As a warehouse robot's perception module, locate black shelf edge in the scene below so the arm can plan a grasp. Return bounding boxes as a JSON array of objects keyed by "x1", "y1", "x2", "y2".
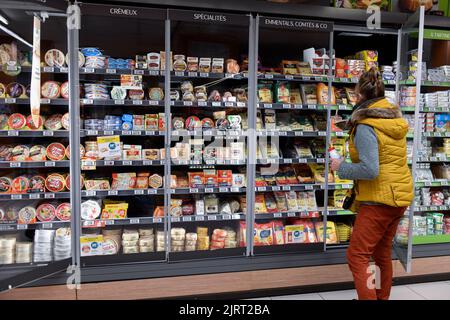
[
  {"x1": 170, "y1": 213, "x2": 245, "y2": 223},
  {"x1": 0, "y1": 161, "x2": 70, "y2": 168},
  {"x1": 0, "y1": 221, "x2": 70, "y2": 231},
  {"x1": 81, "y1": 189, "x2": 164, "y2": 197},
  {"x1": 0, "y1": 192, "x2": 70, "y2": 201},
  {"x1": 253, "y1": 243, "x2": 324, "y2": 255},
  {"x1": 169, "y1": 247, "x2": 246, "y2": 261},
  {"x1": 81, "y1": 252, "x2": 166, "y2": 267},
  {"x1": 0, "y1": 130, "x2": 69, "y2": 137}
]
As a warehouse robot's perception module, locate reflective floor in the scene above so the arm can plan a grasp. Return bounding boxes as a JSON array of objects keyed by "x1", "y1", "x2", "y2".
[{"x1": 249, "y1": 281, "x2": 450, "y2": 300}]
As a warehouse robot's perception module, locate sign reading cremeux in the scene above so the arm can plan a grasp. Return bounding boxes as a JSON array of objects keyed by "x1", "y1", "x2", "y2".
[
  {"x1": 82, "y1": 4, "x2": 166, "y2": 20},
  {"x1": 169, "y1": 10, "x2": 249, "y2": 26},
  {"x1": 261, "y1": 17, "x2": 333, "y2": 32}
]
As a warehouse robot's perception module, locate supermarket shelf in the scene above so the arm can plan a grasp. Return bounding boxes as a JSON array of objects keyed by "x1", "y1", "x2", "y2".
[
  {"x1": 413, "y1": 234, "x2": 450, "y2": 245},
  {"x1": 171, "y1": 187, "x2": 246, "y2": 194},
  {"x1": 81, "y1": 98, "x2": 163, "y2": 106},
  {"x1": 0, "y1": 161, "x2": 70, "y2": 168},
  {"x1": 255, "y1": 184, "x2": 322, "y2": 192},
  {"x1": 0, "y1": 192, "x2": 69, "y2": 201},
  {"x1": 172, "y1": 129, "x2": 246, "y2": 137},
  {"x1": 327, "y1": 209, "x2": 355, "y2": 216},
  {"x1": 81, "y1": 188, "x2": 164, "y2": 197},
  {"x1": 255, "y1": 210, "x2": 320, "y2": 220},
  {"x1": 422, "y1": 81, "x2": 450, "y2": 87},
  {"x1": 257, "y1": 103, "x2": 353, "y2": 111},
  {"x1": 415, "y1": 205, "x2": 450, "y2": 212},
  {"x1": 256, "y1": 130, "x2": 328, "y2": 137},
  {"x1": 257, "y1": 158, "x2": 326, "y2": 165},
  {"x1": 171, "y1": 160, "x2": 246, "y2": 166},
  {"x1": 82, "y1": 159, "x2": 165, "y2": 167},
  {"x1": 171, "y1": 71, "x2": 247, "y2": 80},
  {"x1": 253, "y1": 243, "x2": 324, "y2": 255},
  {"x1": 0, "y1": 98, "x2": 68, "y2": 105},
  {"x1": 81, "y1": 130, "x2": 164, "y2": 137},
  {"x1": 172, "y1": 101, "x2": 247, "y2": 108},
  {"x1": 82, "y1": 217, "x2": 164, "y2": 228},
  {"x1": 170, "y1": 213, "x2": 245, "y2": 223},
  {"x1": 415, "y1": 180, "x2": 450, "y2": 187},
  {"x1": 417, "y1": 156, "x2": 450, "y2": 163},
  {"x1": 422, "y1": 132, "x2": 450, "y2": 138},
  {"x1": 0, "y1": 130, "x2": 69, "y2": 137},
  {"x1": 0, "y1": 221, "x2": 70, "y2": 231},
  {"x1": 421, "y1": 107, "x2": 450, "y2": 113},
  {"x1": 169, "y1": 247, "x2": 246, "y2": 261},
  {"x1": 81, "y1": 252, "x2": 166, "y2": 267},
  {"x1": 38, "y1": 66, "x2": 164, "y2": 76}
]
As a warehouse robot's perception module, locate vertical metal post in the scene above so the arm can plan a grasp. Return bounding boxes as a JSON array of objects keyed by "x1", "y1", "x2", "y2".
[
  {"x1": 395, "y1": 29, "x2": 402, "y2": 105},
  {"x1": 406, "y1": 6, "x2": 425, "y2": 273},
  {"x1": 164, "y1": 14, "x2": 172, "y2": 260},
  {"x1": 67, "y1": 4, "x2": 81, "y2": 269},
  {"x1": 245, "y1": 14, "x2": 257, "y2": 256},
  {"x1": 322, "y1": 30, "x2": 334, "y2": 251}
]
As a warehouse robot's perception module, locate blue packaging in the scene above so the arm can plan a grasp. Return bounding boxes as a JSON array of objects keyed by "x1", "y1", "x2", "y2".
[
  {"x1": 122, "y1": 122, "x2": 133, "y2": 130},
  {"x1": 122, "y1": 114, "x2": 133, "y2": 122}
]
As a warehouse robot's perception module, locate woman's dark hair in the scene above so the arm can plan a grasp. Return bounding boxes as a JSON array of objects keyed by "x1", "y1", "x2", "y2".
[{"x1": 356, "y1": 67, "x2": 385, "y2": 103}]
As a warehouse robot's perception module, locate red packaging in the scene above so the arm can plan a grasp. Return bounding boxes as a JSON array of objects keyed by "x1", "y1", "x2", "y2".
[
  {"x1": 45, "y1": 174, "x2": 66, "y2": 193},
  {"x1": 188, "y1": 172, "x2": 204, "y2": 188},
  {"x1": 217, "y1": 170, "x2": 232, "y2": 187},
  {"x1": 26, "y1": 115, "x2": 43, "y2": 130},
  {"x1": 29, "y1": 175, "x2": 46, "y2": 193},
  {"x1": 239, "y1": 221, "x2": 247, "y2": 247},
  {"x1": 8, "y1": 113, "x2": 26, "y2": 130},
  {"x1": 56, "y1": 202, "x2": 71, "y2": 221},
  {"x1": 11, "y1": 176, "x2": 29, "y2": 194},
  {"x1": 60, "y1": 81, "x2": 69, "y2": 99},
  {"x1": 181, "y1": 201, "x2": 195, "y2": 216},
  {"x1": 36, "y1": 203, "x2": 56, "y2": 222},
  {"x1": 46, "y1": 143, "x2": 66, "y2": 161}
]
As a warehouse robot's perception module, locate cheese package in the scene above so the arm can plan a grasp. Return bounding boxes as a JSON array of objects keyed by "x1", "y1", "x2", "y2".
[
  {"x1": 97, "y1": 135, "x2": 121, "y2": 160},
  {"x1": 18, "y1": 206, "x2": 36, "y2": 224},
  {"x1": 84, "y1": 179, "x2": 110, "y2": 190},
  {"x1": 212, "y1": 58, "x2": 224, "y2": 73},
  {"x1": 101, "y1": 200, "x2": 129, "y2": 220},
  {"x1": 56, "y1": 203, "x2": 71, "y2": 221},
  {"x1": 315, "y1": 221, "x2": 337, "y2": 244},
  {"x1": 26, "y1": 115, "x2": 44, "y2": 130},
  {"x1": 46, "y1": 143, "x2": 66, "y2": 161},
  {"x1": 232, "y1": 174, "x2": 246, "y2": 188},
  {"x1": 41, "y1": 81, "x2": 61, "y2": 99},
  {"x1": 149, "y1": 174, "x2": 163, "y2": 189},
  {"x1": 254, "y1": 222, "x2": 273, "y2": 246},
  {"x1": 122, "y1": 144, "x2": 142, "y2": 160},
  {"x1": 199, "y1": 58, "x2": 211, "y2": 73},
  {"x1": 316, "y1": 83, "x2": 336, "y2": 105},
  {"x1": 145, "y1": 114, "x2": 159, "y2": 130},
  {"x1": 29, "y1": 176, "x2": 45, "y2": 193},
  {"x1": 135, "y1": 174, "x2": 149, "y2": 189},
  {"x1": 217, "y1": 170, "x2": 232, "y2": 187},
  {"x1": 284, "y1": 225, "x2": 305, "y2": 244},
  {"x1": 203, "y1": 169, "x2": 218, "y2": 187},
  {"x1": 45, "y1": 174, "x2": 66, "y2": 193},
  {"x1": 147, "y1": 52, "x2": 160, "y2": 71},
  {"x1": 8, "y1": 113, "x2": 26, "y2": 130},
  {"x1": 44, "y1": 114, "x2": 63, "y2": 131},
  {"x1": 187, "y1": 57, "x2": 199, "y2": 72},
  {"x1": 160, "y1": 51, "x2": 173, "y2": 71},
  {"x1": 80, "y1": 235, "x2": 103, "y2": 257},
  {"x1": 45, "y1": 49, "x2": 65, "y2": 67},
  {"x1": 36, "y1": 203, "x2": 56, "y2": 222},
  {"x1": 111, "y1": 173, "x2": 136, "y2": 190},
  {"x1": 142, "y1": 149, "x2": 160, "y2": 160}
]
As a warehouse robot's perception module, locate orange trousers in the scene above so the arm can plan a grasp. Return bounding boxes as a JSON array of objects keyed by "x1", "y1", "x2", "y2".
[{"x1": 346, "y1": 204, "x2": 407, "y2": 300}]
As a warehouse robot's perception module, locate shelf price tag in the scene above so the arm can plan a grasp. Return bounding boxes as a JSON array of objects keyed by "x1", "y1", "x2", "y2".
[
  {"x1": 114, "y1": 99, "x2": 124, "y2": 105},
  {"x1": 43, "y1": 66, "x2": 54, "y2": 72},
  {"x1": 17, "y1": 224, "x2": 28, "y2": 230},
  {"x1": 283, "y1": 159, "x2": 292, "y2": 164},
  {"x1": 208, "y1": 215, "x2": 217, "y2": 221},
  {"x1": 132, "y1": 100, "x2": 143, "y2": 105},
  {"x1": 318, "y1": 131, "x2": 327, "y2": 136},
  {"x1": 230, "y1": 187, "x2": 240, "y2": 193},
  {"x1": 257, "y1": 187, "x2": 266, "y2": 192},
  {"x1": 285, "y1": 75, "x2": 294, "y2": 80},
  {"x1": 182, "y1": 216, "x2": 192, "y2": 222},
  {"x1": 189, "y1": 188, "x2": 199, "y2": 193},
  {"x1": 42, "y1": 223, "x2": 53, "y2": 229},
  {"x1": 29, "y1": 193, "x2": 40, "y2": 199},
  {"x1": 84, "y1": 68, "x2": 95, "y2": 73},
  {"x1": 171, "y1": 217, "x2": 181, "y2": 222},
  {"x1": 200, "y1": 72, "x2": 209, "y2": 78},
  {"x1": 219, "y1": 187, "x2": 228, "y2": 193},
  {"x1": 40, "y1": 98, "x2": 51, "y2": 104},
  {"x1": 43, "y1": 130, "x2": 54, "y2": 136},
  {"x1": 183, "y1": 101, "x2": 193, "y2": 106},
  {"x1": 45, "y1": 161, "x2": 56, "y2": 167},
  {"x1": 294, "y1": 131, "x2": 303, "y2": 136},
  {"x1": 441, "y1": 181, "x2": 449, "y2": 186},
  {"x1": 205, "y1": 188, "x2": 214, "y2": 193},
  {"x1": 122, "y1": 161, "x2": 132, "y2": 166},
  {"x1": 196, "y1": 216, "x2": 205, "y2": 221},
  {"x1": 148, "y1": 100, "x2": 160, "y2": 106},
  {"x1": 105, "y1": 220, "x2": 115, "y2": 225},
  {"x1": 8, "y1": 130, "x2": 19, "y2": 136},
  {"x1": 129, "y1": 218, "x2": 140, "y2": 224},
  {"x1": 149, "y1": 70, "x2": 159, "y2": 76},
  {"x1": 134, "y1": 70, "x2": 144, "y2": 75},
  {"x1": 274, "y1": 213, "x2": 283, "y2": 218},
  {"x1": 287, "y1": 212, "x2": 296, "y2": 217},
  {"x1": 282, "y1": 186, "x2": 291, "y2": 191},
  {"x1": 147, "y1": 189, "x2": 157, "y2": 195},
  {"x1": 11, "y1": 194, "x2": 23, "y2": 200},
  {"x1": 104, "y1": 160, "x2": 115, "y2": 166},
  {"x1": 272, "y1": 186, "x2": 281, "y2": 191},
  {"x1": 44, "y1": 193, "x2": 55, "y2": 199},
  {"x1": 222, "y1": 214, "x2": 231, "y2": 220},
  {"x1": 9, "y1": 162, "x2": 21, "y2": 168},
  {"x1": 282, "y1": 104, "x2": 291, "y2": 109},
  {"x1": 108, "y1": 190, "x2": 118, "y2": 196},
  {"x1": 307, "y1": 104, "x2": 316, "y2": 109},
  {"x1": 430, "y1": 206, "x2": 438, "y2": 211},
  {"x1": 106, "y1": 68, "x2": 116, "y2": 74},
  {"x1": 188, "y1": 72, "x2": 198, "y2": 77},
  {"x1": 85, "y1": 191, "x2": 96, "y2": 197},
  {"x1": 212, "y1": 102, "x2": 221, "y2": 107},
  {"x1": 265, "y1": 74, "x2": 273, "y2": 79},
  {"x1": 298, "y1": 158, "x2": 307, "y2": 163}
]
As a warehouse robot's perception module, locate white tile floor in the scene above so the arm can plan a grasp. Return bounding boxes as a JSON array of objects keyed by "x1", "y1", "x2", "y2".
[{"x1": 248, "y1": 281, "x2": 450, "y2": 300}]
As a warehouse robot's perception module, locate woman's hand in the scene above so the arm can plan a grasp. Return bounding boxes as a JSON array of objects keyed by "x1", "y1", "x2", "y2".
[{"x1": 330, "y1": 158, "x2": 344, "y2": 172}]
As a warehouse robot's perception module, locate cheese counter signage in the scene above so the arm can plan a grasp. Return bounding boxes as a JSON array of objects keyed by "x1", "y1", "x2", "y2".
[
  {"x1": 169, "y1": 10, "x2": 249, "y2": 26},
  {"x1": 261, "y1": 16, "x2": 333, "y2": 32},
  {"x1": 82, "y1": 3, "x2": 166, "y2": 20}
]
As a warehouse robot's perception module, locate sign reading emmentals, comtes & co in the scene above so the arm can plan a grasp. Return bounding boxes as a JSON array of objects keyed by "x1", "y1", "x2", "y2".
[
  {"x1": 261, "y1": 16, "x2": 333, "y2": 32},
  {"x1": 169, "y1": 9, "x2": 249, "y2": 26}
]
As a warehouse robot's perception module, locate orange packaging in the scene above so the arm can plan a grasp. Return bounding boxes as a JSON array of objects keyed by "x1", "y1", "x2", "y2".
[
  {"x1": 153, "y1": 206, "x2": 164, "y2": 217},
  {"x1": 136, "y1": 176, "x2": 149, "y2": 189},
  {"x1": 11, "y1": 176, "x2": 29, "y2": 194},
  {"x1": 188, "y1": 172, "x2": 204, "y2": 188},
  {"x1": 217, "y1": 170, "x2": 232, "y2": 187},
  {"x1": 45, "y1": 173, "x2": 66, "y2": 193}
]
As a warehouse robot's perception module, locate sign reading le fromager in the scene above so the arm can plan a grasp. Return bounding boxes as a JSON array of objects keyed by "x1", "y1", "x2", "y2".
[{"x1": 262, "y1": 17, "x2": 332, "y2": 32}]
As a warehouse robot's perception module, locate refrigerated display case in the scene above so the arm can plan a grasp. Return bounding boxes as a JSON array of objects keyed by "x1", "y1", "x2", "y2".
[{"x1": 0, "y1": 1, "x2": 449, "y2": 296}]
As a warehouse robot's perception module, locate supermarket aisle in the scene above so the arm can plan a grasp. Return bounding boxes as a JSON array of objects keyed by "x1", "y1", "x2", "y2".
[{"x1": 249, "y1": 281, "x2": 450, "y2": 300}]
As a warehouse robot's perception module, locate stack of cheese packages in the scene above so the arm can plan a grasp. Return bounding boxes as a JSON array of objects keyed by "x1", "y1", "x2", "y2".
[
  {"x1": 34, "y1": 230, "x2": 55, "y2": 262},
  {"x1": 184, "y1": 232, "x2": 197, "y2": 251},
  {"x1": 122, "y1": 229, "x2": 139, "y2": 254},
  {"x1": 210, "y1": 228, "x2": 237, "y2": 250},
  {"x1": 138, "y1": 228, "x2": 154, "y2": 253},
  {"x1": 224, "y1": 227, "x2": 237, "y2": 248},
  {"x1": 0, "y1": 237, "x2": 16, "y2": 264},
  {"x1": 196, "y1": 227, "x2": 209, "y2": 251},
  {"x1": 171, "y1": 228, "x2": 185, "y2": 252},
  {"x1": 156, "y1": 230, "x2": 165, "y2": 252},
  {"x1": 16, "y1": 242, "x2": 33, "y2": 263},
  {"x1": 53, "y1": 228, "x2": 71, "y2": 261}
]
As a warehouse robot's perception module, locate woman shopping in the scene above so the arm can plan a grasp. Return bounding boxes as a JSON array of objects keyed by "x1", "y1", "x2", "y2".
[{"x1": 330, "y1": 67, "x2": 414, "y2": 300}]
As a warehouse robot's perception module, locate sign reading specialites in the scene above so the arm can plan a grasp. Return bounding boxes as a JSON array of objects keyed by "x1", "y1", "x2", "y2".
[
  {"x1": 260, "y1": 16, "x2": 333, "y2": 32},
  {"x1": 169, "y1": 9, "x2": 249, "y2": 26},
  {"x1": 81, "y1": 3, "x2": 166, "y2": 20}
]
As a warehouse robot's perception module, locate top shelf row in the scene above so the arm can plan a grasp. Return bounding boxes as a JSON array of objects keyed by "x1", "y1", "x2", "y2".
[{"x1": 0, "y1": 66, "x2": 422, "y2": 86}]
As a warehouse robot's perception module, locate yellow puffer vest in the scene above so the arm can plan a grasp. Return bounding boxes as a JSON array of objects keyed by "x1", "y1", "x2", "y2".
[{"x1": 348, "y1": 98, "x2": 414, "y2": 208}]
